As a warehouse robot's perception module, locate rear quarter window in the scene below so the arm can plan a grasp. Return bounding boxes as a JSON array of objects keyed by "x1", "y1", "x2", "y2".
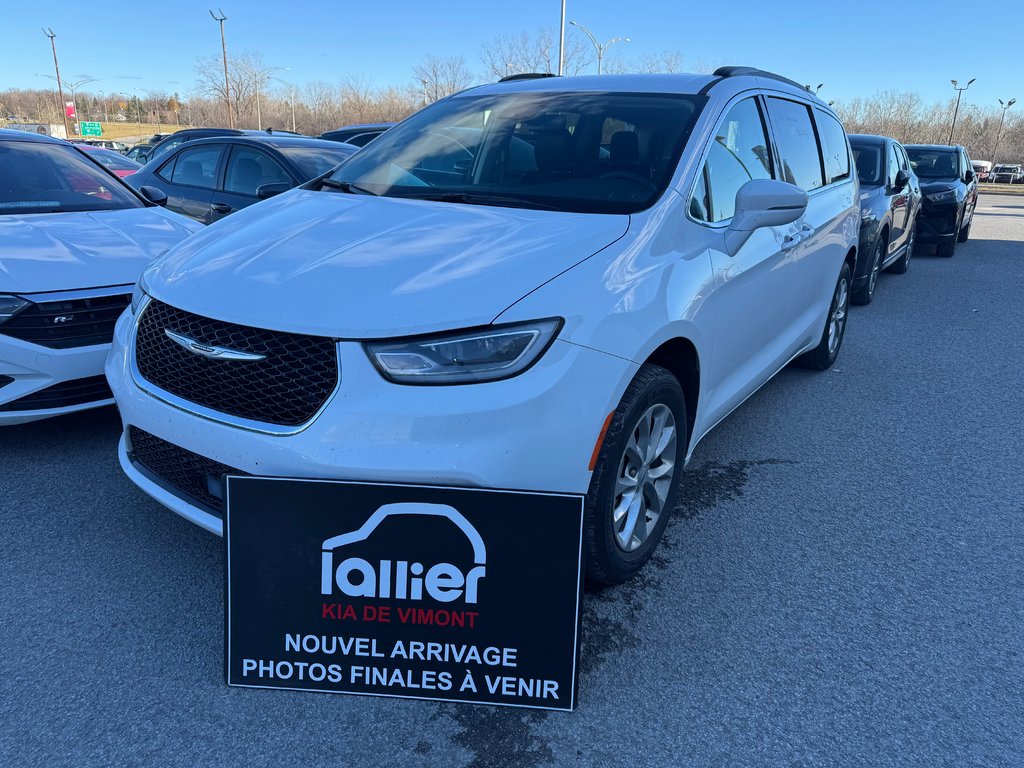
[
  {"x1": 765, "y1": 97, "x2": 825, "y2": 191},
  {"x1": 814, "y1": 110, "x2": 851, "y2": 184}
]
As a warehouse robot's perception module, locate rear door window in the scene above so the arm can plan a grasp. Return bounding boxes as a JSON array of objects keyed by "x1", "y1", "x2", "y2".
[
  {"x1": 765, "y1": 97, "x2": 824, "y2": 191},
  {"x1": 169, "y1": 145, "x2": 223, "y2": 189}
]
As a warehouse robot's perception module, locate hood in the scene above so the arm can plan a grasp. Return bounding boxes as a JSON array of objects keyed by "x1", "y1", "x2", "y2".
[
  {"x1": 0, "y1": 207, "x2": 202, "y2": 294},
  {"x1": 145, "y1": 189, "x2": 630, "y2": 338},
  {"x1": 919, "y1": 179, "x2": 959, "y2": 194}
]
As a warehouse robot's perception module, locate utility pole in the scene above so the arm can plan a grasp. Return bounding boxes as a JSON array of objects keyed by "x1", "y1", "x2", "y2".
[
  {"x1": 948, "y1": 78, "x2": 975, "y2": 145},
  {"x1": 991, "y1": 98, "x2": 1016, "y2": 163},
  {"x1": 210, "y1": 9, "x2": 234, "y2": 128},
  {"x1": 43, "y1": 28, "x2": 70, "y2": 139},
  {"x1": 569, "y1": 20, "x2": 630, "y2": 75},
  {"x1": 557, "y1": 0, "x2": 566, "y2": 76}
]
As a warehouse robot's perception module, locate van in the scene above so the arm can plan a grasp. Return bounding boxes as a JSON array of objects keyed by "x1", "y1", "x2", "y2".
[{"x1": 108, "y1": 68, "x2": 859, "y2": 583}]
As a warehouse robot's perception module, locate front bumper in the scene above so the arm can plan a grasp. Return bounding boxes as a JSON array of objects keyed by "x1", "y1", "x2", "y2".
[
  {"x1": 0, "y1": 333, "x2": 113, "y2": 425},
  {"x1": 106, "y1": 308, "x2": 638, "y2": 535},
  {"x1": 915, "y1": 203, "x2": 960, "y2": 244}
]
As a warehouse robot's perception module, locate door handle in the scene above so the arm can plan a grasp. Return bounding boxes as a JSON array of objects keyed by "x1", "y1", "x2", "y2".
[
  {"x1": 211, "y1": 202, "x2": 232, "y2": 214},
  {"x1": 781, "y1": 224, "x2": 813, "y2": 250}
]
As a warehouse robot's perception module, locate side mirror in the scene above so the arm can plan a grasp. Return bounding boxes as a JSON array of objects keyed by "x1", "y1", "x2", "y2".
[
  {"x1": 964, "y1": 169, "x2": 975, "y2": 183},
  {"x1": 257, "y1": 182, "x2": 292, "y2": 199},
  {"x1": 138, "y1": 185, "x2": 167, "y2": 207},
  {"x1": 893, "y1": 169, "x2": 910, "y2": 191},
  {"x1": 725, "y1": 179, "x2": 808, "y2": 255}
]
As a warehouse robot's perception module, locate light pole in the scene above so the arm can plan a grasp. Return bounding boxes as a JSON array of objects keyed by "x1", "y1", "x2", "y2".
[
  {"x1": 210, "y1": 9, "x2": 233, "y2": 128},
  {"x1": 36, "y1": 74, "x2": 95, "y2": 133},
  {"x1": 253, "y1": 66, "x2": 288, "y2": 131},
  {"x1": 271, "y1": 76, "x2": 297, "y2": 133},
  {"x1": 991, "y1": 98, "x2": 1016, "y2": 163},
  {"x1": 557, "y1": 0, "x2": 566, "y2": 76},
  {"x1": 41, "y1": 29, "x2": 70, "y2": 138},
  {"x1": 569, "y1": 20, "x2": 630, "y2": 75},
  {"x1": 948, "y1": 78, "x2": 975, "y2": 144},
  {"x1": 805, "y1": 83, "x2": 824, "y2": 95}
]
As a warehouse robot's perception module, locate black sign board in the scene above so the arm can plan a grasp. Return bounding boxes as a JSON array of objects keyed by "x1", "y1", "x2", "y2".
[{"x1": 225, "y1": 477, "x2": 585, "y2": 711}]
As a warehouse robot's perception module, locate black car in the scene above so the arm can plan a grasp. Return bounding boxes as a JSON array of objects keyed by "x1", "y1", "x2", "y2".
[
  {"x1": 126, "y1": 135, "x2": 357, "y2": 224},
  {"x1": 848, "y1": 134, "x2": 922, "y2": 304},
  {"x1": 904, "y1": 144, "x2": 977, "y2": 257},
  {"x1": 320, "y1": 123, "x2": 394, "y2": 147},
  {"x1": 126, "y1": 143, "x2": 156, "y2": 164},
  {"x1": 146, "y1": 127, "x2": 305, "y2": 168}
]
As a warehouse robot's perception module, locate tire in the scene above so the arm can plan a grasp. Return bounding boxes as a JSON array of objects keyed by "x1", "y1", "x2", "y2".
[
  {"x1": 795, "y1": 260, "x2": 852, "y2": 371},
  {"x1": 853, "y1": 236, "x2": 884, "y2": 305},
  {"x1": 887, "y1": 222, "x2": 914, "y2": 275},
  {"x1": 957, "y1": 214, "x2": 972, "y2": 243},
  {"x1": 938, "y1": 209, "x2": 962, "y2": 256},
  {"x1": 584, "y1": 364, "x2": 687, "y2": 585}
]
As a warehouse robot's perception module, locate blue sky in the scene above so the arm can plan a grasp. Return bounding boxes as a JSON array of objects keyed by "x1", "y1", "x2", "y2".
[{"x1": 5, "y1": 0, "x2": 1023, "y2": 108}]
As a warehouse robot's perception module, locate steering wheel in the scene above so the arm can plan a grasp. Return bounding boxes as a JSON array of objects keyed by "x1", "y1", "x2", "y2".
[{"x1": 599, "y1": 170, "x2": 657, "y2": 195}]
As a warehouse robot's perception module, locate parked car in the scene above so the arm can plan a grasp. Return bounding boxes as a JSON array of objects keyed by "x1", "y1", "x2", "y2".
[
  {"x1": 848, "y1": 134, "x2": 921, "y2": 303},
  {"x1": 905, "y1": 144, "x2": 977, "y2": 257},
  {"x1": 145, "y1": 127, "x2": 305, "y2": 168},
  {"x1": 75, "y1": 143, "x2": 143, "y2": 178},
  {"x1": 0, "y1": 129, "x2": 201, "y2": 425},
  {"x1": 82, "y1": 139, "x2": 130, "y2": 153},
  {"x1": 989, "y1": 163, "x2": 1024, "y2": 184},
  {"x1": 126, "y1": 135, "x2": 357, "y2": 223},
  {"x1": 108, "y1": 68, "x2": 859, "y2": 583},
  {"x1": 320, "y1": 123, "x2": 394, "y2": 147},
  {"x1": 971, "y1": 160, "x2": 992, "y2": 182},
  {"x1": 126, "y1": 143, "x2": 156, "y2": 164}
]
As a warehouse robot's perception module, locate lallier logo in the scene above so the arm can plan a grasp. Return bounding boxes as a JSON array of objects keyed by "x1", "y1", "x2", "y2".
[{"x1": 320, "y1": 503, "x2": 487, "y2": 629}]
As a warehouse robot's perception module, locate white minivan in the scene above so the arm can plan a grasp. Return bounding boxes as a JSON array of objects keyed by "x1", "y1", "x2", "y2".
[{"x1": 108, "y1": 68, "x2": 859, "y2": 583}]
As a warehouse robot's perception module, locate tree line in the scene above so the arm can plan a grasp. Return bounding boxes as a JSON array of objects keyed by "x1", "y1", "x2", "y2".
[{"x1": 1, "y1": 28, "x2": 1021, "y2": 162}]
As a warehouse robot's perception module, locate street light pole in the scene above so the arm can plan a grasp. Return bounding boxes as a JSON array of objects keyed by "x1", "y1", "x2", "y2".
[
  {"x1": 271, "y1": 76, "x2": 297, "y2": 133},
  {"x1": 254, "y1": 66, "x2": 288, "y2": 130},
  {"x1": 569, "y1": 20, "x2": 630, "y2": 75},
  {"x1": 42, "y1": 28, "x2": 70, "y2": 139},
  {"x1": 210, "y1": 10, "x2": 234, "y2": 128},
  {"x1": 557, "y1": 0, "x2": 566, "y2": 76},
  {"x1": 948, "y1": 78, "x2": 975, "y2": 145},
  {"x1": 991, "y1": 98, "x2": 1016, "y2": 163}
]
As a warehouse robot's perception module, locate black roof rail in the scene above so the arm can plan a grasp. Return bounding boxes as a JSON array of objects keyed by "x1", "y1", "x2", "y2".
[
  {"x1": 498, "y1": 72, "x2": 558, "y2": 83},
  {"x1": 712, "y1": 66, "x2": 808, "y2": 92}
]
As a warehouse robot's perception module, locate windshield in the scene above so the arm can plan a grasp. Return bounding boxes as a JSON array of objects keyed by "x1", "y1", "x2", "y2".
[
  {"x1": 907, "y1": 149, "x2": 959, "y2": 180},
  {"x1": 851, "y1": 144, "x2": 883, "y2": 186},
  {"x1": 0, "y1": 141, "x2": 143, "y2": 214},
  {"x1": 324, "y1": 90, "x2": 706, "y2": 214},
  {"x1": 993, "y1": 165, "x2": 1017, "y2": 172},
  {"x1": 85, "y1": 148, "x2": 142, "y2": 172},
  {"x1": 280, "y1": 144, "x2": 357, "y2": 178}
]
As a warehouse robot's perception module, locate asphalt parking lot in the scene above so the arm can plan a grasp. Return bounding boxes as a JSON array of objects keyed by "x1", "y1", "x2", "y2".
[{"x1": 2, "y1": 194, "x2": 1022, "y2": 767}]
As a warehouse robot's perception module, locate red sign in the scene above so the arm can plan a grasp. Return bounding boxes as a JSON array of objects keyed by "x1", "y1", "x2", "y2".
[{"x1": 65, "y1": 102, "x2": 76, "y2": 119}]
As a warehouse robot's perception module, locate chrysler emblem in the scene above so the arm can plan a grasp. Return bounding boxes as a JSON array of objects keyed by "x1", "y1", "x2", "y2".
[{"x1": 164, "y1": 329, "x2": 266, "y2": 361}]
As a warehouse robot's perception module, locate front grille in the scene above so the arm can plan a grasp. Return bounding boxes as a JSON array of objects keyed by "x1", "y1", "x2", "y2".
[
  {"x1": 0, "y1": 375, "x2": 112, "y2": 412},
  {"x1": 128, "y1": 426, "x2": 247, "y2": 516},
  {"x1": 134, "y1": 300, "x2": 339, "y2": 427},
  {"x1": 1, "y1": 292, "x2": 131, "y2": 349}
]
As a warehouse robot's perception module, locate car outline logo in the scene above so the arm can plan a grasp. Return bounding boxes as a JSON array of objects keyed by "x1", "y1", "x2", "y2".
[{"x1": 164, "y1": 328, "x2": 266, "y2": 361}]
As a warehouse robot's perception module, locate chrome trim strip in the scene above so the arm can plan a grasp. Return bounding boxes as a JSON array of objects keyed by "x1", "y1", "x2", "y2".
[
  {"x1": 128, "y1": 295, "x2": 343, "y2": 436},
  {"x1": 15, "y1": 284, "x2": 134, "y2": 302}
]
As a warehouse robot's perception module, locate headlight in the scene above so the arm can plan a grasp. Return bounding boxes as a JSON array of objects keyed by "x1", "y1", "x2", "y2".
[
  {"x1": 130, "y1": 274, "x2": 150, "y2": 314},
  {"x1": 926, "y1": 190, "x2": 957, "y2": 204},
  {"x1": 365, "y1": 319, "x2": 562, "y2": 384},
  {"x1": 0, "y1": 295, "x2": 29, "y2": 325}
]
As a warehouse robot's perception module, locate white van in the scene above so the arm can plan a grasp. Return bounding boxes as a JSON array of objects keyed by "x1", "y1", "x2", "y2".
[{"x1": 108, "y1": 68, "x2": 859, "y2": 583}]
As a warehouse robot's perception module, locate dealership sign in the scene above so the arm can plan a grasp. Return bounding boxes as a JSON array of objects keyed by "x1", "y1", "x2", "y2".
[{"x1": 225, "y1": 477, "x2": 585, "y2": 710}]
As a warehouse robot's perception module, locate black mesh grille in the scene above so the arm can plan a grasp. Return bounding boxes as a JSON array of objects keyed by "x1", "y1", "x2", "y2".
[
  {"x1": 127, "y1": 426, "x2": 246, "y2": 517},
  {"x1": 0, "y1": 375, "x2": 112, "y2": 412},
  {"x1": 1, "y1": 292, "x2": 130, "y2": 349},
  {"x1": 134, "y1": 300, "x2": 339, "y2": 426}
]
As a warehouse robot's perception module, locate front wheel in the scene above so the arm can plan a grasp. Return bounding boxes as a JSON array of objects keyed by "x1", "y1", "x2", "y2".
[
  {"x1": 852, "y1": 237, "x2": 884, "y2": 305},
  {"x1": 957, "y1": 214, "x2": 972, "y2": 243},
  {"x1": 584, "y1": 364, "x2": 687, "y2": 585},
  {"x1": 795, "y1": 261, "x2": 851, "y2": 371},
  {"x1": 887, "y1": 223, "x2": 914, "y2": 275}
]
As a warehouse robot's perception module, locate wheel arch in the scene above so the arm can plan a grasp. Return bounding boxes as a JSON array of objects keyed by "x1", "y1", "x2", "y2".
[{"x1": 642, "y1": 337, "x2": 700, "y2": 453}]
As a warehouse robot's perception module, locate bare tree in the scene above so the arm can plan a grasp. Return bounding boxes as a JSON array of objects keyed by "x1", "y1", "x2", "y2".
[
  {"x1": 481, "y1": 27, "x2": 592, "y2": 79},
  {"x1": 413, "y1": 55, "x2": 475, "y2": 104}
]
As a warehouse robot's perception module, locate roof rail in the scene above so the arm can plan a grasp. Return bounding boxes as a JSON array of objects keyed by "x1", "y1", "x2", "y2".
[
  {"x1": 498, "y1": 72, "x2": 558, "y2": 83},
  {"x1": 712, "y1": 66, "x2": 808, "y2": 92}
]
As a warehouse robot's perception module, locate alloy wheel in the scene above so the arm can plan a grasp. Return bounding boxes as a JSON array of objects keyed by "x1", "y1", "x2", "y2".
[
  {"x1": 868, "y1": 241, "x2": 883, "y2": 296},
  {"x1": 828, "y1": 274, "x2": 849, "y2": 356},
  {"x1": 612, "y1": 404, "x2": 678, "y2": 552}
]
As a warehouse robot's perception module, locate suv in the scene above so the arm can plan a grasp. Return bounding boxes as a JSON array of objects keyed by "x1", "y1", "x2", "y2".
[
  {"x1": 108, "y1": 68, "x2": 859, "y2": 583},
  {"x1": 990, "y1": 163, "x2": 1023, "y2": 184},
  {"x1": 848, "y1": 134, "x2": 921, "y2": 303},
  {"x1": 905, "y1": 144, "x2": 978, "y2": 257}
]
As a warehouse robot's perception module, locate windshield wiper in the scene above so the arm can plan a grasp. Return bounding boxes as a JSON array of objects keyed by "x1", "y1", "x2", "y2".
[
  {"x1": 319, "y1": 178, "x2": 379, "y2": 195},
  {"x1": 394, "y1": 191, "x2": 561, "y2": 211}
]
